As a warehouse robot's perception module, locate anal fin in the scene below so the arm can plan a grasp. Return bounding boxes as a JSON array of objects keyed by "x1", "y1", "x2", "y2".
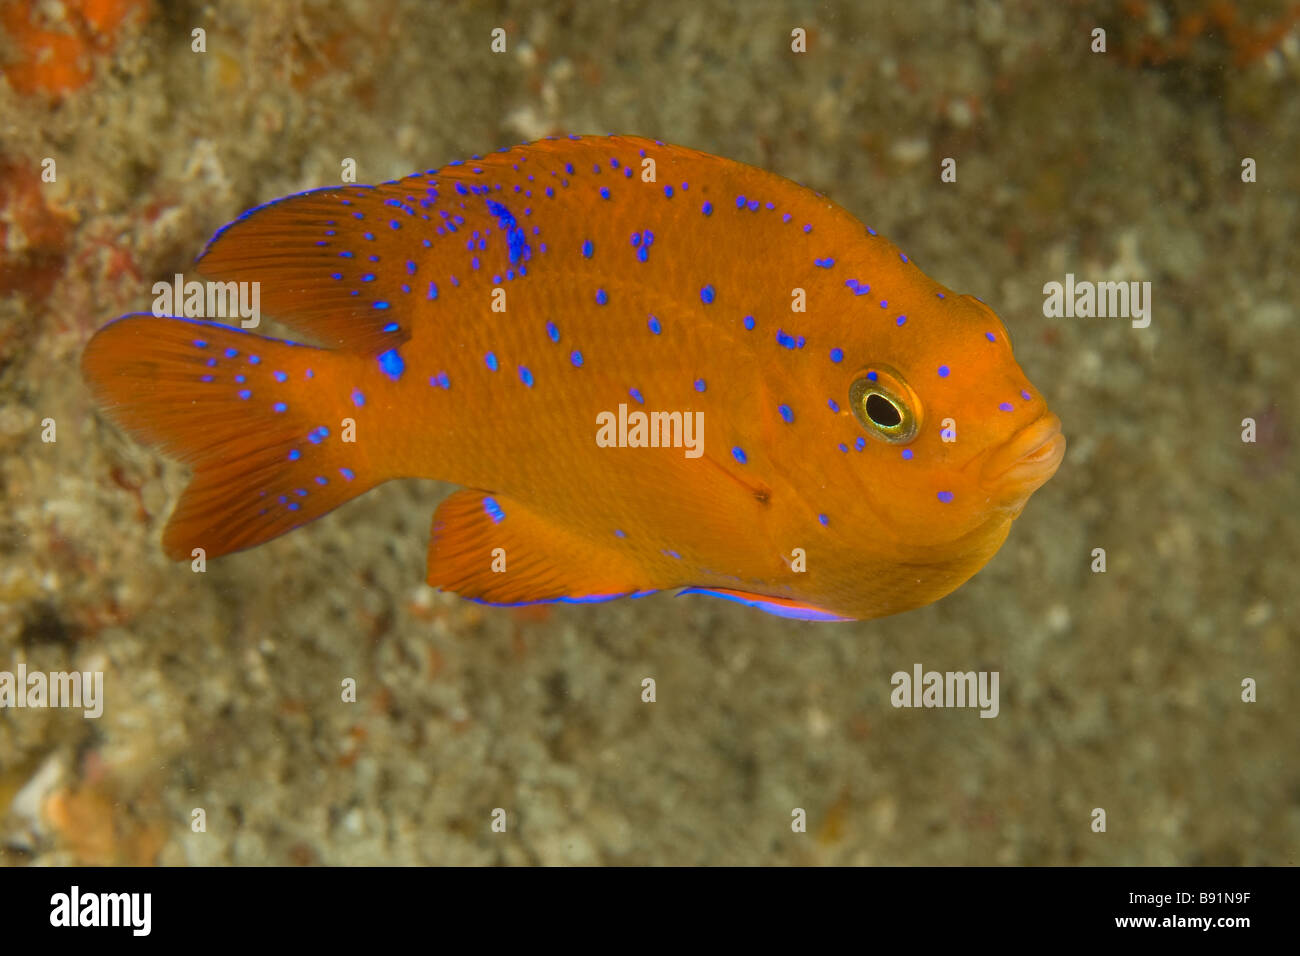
[
  {"x1": 677, "y1": 587, "x2": 854, "y2": 622},
  {"x1": 427, "y1": 490, "x2": 655, "y2": 607}
]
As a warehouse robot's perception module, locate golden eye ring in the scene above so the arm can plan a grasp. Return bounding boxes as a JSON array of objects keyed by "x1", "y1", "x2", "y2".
[{"x1": 849, "y1": 366, "x2": 920, "y2": 444}]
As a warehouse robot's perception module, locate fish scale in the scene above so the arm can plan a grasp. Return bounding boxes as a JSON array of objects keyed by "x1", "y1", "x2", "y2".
[{"x1": 82, "y1": 134, "x2": 1064, "y2": 621}]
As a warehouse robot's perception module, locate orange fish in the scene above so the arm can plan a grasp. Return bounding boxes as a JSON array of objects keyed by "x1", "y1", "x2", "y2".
[{"x1": 82, "y1": 135, "x2": 1064, "y2": 622}]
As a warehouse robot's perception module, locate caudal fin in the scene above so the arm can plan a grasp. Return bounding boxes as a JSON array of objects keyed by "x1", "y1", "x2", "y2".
[{"x1": 82, "y1": 315, "x2": 378, "y2": 559}]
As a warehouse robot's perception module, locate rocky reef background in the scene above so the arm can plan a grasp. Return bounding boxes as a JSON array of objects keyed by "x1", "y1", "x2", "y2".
[{"x1": 0, "y1": 0, "x2": 1296, "y2": 864}]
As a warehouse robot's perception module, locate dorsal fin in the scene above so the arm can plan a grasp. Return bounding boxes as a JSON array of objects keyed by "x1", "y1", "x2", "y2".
[
  {"x1": 192, "y1": 136, "x2": 733, "y2": 355},
  {"x1": 196, "y1": 181, "x2": 425, "y2": 355}
]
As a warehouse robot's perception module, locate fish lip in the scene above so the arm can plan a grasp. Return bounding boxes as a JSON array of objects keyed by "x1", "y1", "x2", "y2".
[{"x1": 982, "y1": 413, "x2": 1066, "y2": 490}]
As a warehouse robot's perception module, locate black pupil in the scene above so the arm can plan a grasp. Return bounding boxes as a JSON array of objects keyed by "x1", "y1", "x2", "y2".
[{"x1": 865, "y1": 393, "x2": 902, "y2": 428}]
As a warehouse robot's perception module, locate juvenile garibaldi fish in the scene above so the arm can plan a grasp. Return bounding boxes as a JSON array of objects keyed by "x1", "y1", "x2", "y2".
[{"x1": 82, "y1": 135, "x2": 1065, "y2": 622}]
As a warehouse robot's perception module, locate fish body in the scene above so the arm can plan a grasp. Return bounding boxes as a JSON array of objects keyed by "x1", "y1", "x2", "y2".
[{"x1": 82, "y1": 135, "x2": 1064, "y2": 621}]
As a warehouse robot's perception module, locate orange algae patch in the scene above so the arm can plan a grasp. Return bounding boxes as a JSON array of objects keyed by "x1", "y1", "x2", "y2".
[
  {"x1": 0, "y1": 161, "x2": 75, "y2": 299},
  {"x1": 1, "y1": 0, "x2": 149, "y2": 98}
]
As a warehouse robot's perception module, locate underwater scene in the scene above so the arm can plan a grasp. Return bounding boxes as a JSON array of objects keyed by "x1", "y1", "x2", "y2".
[{"x1": 0, "y1": 0, "x2": 1296, "y2": 867}]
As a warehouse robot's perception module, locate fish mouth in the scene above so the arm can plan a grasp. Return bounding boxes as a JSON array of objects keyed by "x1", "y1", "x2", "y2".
[{"x1": 982, "y1": 412, "x2": 1066, "y2": 497}]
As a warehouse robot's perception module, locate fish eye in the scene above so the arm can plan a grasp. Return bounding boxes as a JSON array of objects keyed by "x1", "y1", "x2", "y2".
[
  {"x1": 866, "y1": 393, "x2": 902, "y2": 427},
  {"x1": 849, "y1": 367, "x2": 919, "y2": 443}
]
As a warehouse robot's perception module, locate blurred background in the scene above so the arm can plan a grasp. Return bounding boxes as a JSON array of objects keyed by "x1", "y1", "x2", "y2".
[{"x1": 0, "y1": 0, "x2": 1296, "y2": 864}]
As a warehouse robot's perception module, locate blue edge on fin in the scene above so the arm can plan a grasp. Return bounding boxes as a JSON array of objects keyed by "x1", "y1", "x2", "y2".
[
  {"x1": 97, "y1": 314, "x2": 305, "y2": 346},
  {"x1": 463, "y1": 588, "x2": 852, "y2": 622},
  {"x1": 677, "y1": 588, "x2": 852, "y2": 622},
  {"x1": 463, "y1": 590, "x2": 657, "y2": 609},
  {"x1": 197, "y1": 184, "x2": 378, "y2": 261}
]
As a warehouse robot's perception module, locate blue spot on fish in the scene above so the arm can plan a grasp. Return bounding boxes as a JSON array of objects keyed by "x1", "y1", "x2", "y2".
[
  {"x1": 377, "y1": 349, "x2": 404, "y2": 381},
  {"x1": 485, "y1": 198, "x2": 530, "y2": 264}
]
